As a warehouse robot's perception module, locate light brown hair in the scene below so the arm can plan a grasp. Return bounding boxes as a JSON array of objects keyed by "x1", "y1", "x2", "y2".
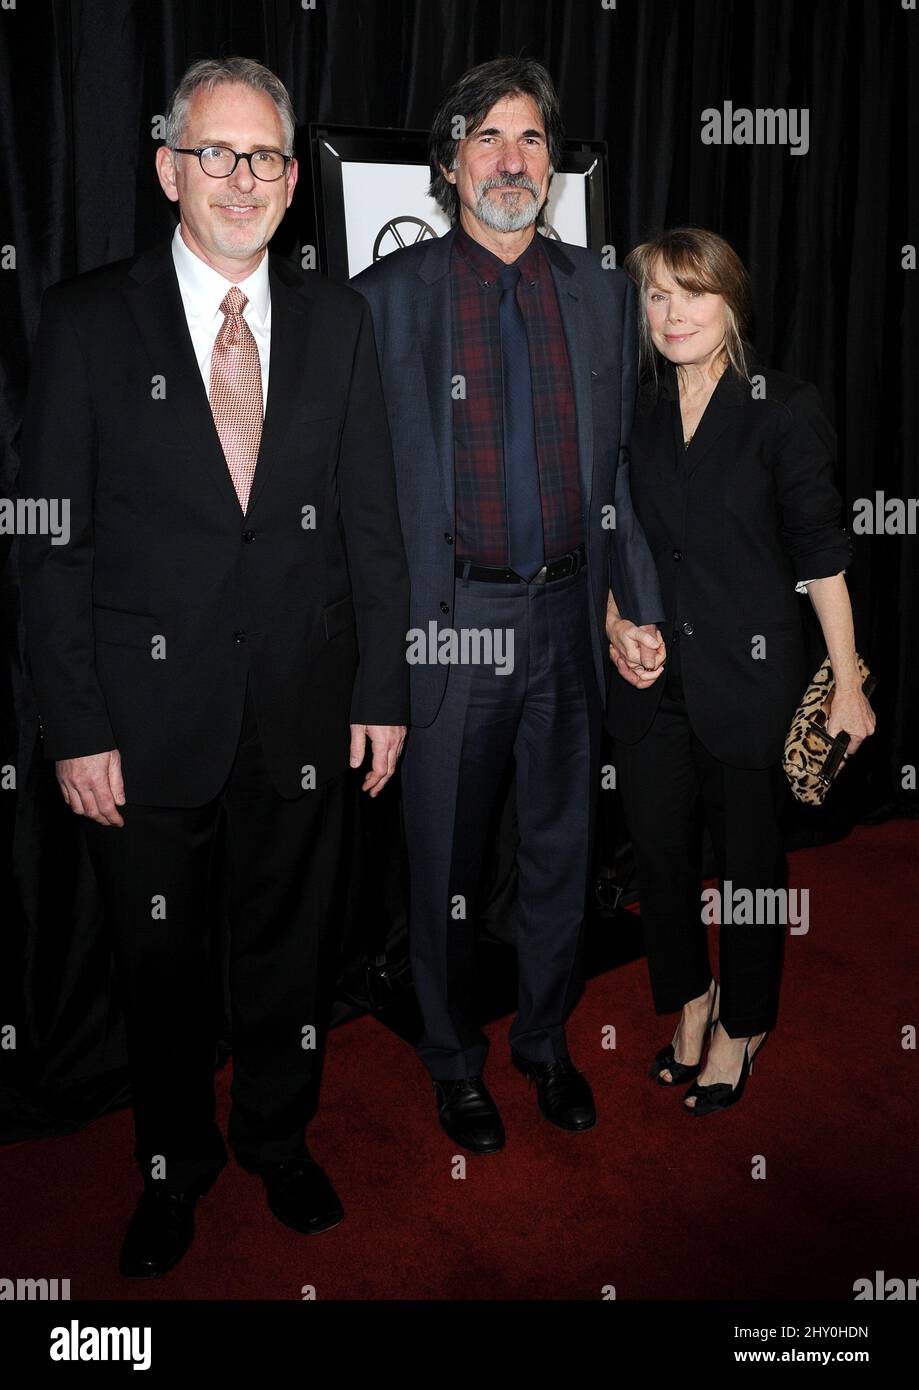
[{"x1": 623, "y1": 227, "x2": 753, "y2": 386}]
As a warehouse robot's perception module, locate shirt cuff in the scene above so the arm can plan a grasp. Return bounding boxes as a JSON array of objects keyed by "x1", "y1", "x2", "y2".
[{"x1": 795, "y1": 568, "x2": 846, "y2": 594}]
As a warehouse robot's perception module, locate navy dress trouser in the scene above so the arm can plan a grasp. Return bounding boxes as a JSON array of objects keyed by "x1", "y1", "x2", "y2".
[{"x1": 401, "y1": 567, "x2": 601, "y2": 1079}]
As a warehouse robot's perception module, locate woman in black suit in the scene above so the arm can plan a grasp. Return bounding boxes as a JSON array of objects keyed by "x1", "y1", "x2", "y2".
[{"x1": 605, "y1": 227, "x2": 875, "y2": 1114}]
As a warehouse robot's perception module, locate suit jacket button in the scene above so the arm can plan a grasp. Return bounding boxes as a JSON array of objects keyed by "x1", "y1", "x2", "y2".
[
  {"x1": 680, "y1": 620, "x2": 694, "y2": 636},
  {"x1": 242, "y1": 530, "x2": 257, "y2": 543},
  {"x1": 444, "y1": 533, "x2": 454, "y2": 545},
  {"x1": 233, "y1": 630, "x2": 247, "y2": 643},
  {"x1": 672, "y1": 549, "x2": 682, "y2": 561},
  {"x1": 440, "y1": 602, "x2": 450, "y2": 614}
]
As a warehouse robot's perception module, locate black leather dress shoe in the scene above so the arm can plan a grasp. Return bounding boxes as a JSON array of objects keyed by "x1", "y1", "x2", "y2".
[
  {"x1": 433, "y1": 1076, "x2": 506, "y2": 1153},
  {"x1": 511, "y1": 1052, "x2": 597, "y2": 1131},
  {"x1": 119, "y1": 1188, "x2": 198, "y2": 1279},
  {"x1": 262, "y1": 1151, "x2": 343, "y2": 1234}
]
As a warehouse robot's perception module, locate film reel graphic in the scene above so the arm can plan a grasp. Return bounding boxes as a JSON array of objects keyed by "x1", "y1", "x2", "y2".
[{"x1": 373, "y1": 216, "x2": 437, "y2": 259}]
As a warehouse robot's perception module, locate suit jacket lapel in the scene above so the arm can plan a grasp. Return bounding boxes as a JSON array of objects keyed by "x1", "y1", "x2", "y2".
[
  {"x1": 124, "y1": 238, "x2": 241, "y2": 514},
  {"x1": 415, "y1": 228, "x2": 458, "y2": 515},
  {"x1": 245, "y1": 256, "x2": 323, "y2": 515},
  {"x1": 681, "y1": 359, "x2": 747, "y2": 477},
  {"x1": 541, "y1": 237, "x2": 594, "y2": 508}
]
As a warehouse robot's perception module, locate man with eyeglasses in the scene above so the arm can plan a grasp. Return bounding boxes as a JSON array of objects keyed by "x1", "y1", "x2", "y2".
[{"x1": 18, "y1": 57, "x2": 409, "y2": 1277}]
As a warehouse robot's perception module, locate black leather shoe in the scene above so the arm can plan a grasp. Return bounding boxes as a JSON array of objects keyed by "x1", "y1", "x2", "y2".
[
  {"x1": 433, "y1": 1076, "x2": 506, "y2": 1153},
  {"x1": 511, "y1": 1052, "x2": 597, "y2": 1131},
  {"x1": 118, "y1": 1187, "x2": 198, "y2": 1279},
  {"x1": 262, "y1": 1151, "x2": 343, "y2": 1234}
]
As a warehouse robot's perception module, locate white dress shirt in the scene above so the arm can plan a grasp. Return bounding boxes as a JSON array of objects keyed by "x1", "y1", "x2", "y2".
[{"x1": 170, "y1": 223, "x2": 271, "y2": 408}]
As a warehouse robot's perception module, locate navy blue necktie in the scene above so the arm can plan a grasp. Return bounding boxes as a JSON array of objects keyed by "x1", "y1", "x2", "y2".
[{"x1": 498, "y1": 264, "x2": 544, "y2": 580}]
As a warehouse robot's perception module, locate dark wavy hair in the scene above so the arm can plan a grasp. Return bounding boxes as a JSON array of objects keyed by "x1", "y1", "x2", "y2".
[{"x1": 428, "y1": 57, "x2": 564, "y2": 227}]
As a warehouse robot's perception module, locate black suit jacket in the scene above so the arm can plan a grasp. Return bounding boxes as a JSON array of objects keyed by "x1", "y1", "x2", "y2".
[
  {"x1": 17, "y1": 236, "x2": 410, "y2": 805},
  {"x1": 605, "y1": 357, "x2": 852, "y2": 767}
]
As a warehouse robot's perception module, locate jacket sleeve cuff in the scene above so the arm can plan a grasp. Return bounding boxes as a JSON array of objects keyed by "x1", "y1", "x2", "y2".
[
  {"x1": 787, "y1": 534, "x2": 853, "y2": 583},
  {"x1": 40, "y1": 720, "x2": 117, "y2": 762}
]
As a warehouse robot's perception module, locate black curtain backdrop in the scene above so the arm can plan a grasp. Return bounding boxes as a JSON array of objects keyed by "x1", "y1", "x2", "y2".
[{"x1": 1, "y1": 0, "x2": 916, "y2": 1140}]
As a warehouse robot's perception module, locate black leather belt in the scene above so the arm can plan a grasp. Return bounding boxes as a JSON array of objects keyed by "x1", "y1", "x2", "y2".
[{"x1": 455, "y1": 543, "x2": 586, "y2": 585}]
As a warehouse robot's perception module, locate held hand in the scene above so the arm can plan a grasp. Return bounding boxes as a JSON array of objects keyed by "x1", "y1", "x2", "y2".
[
  {"x1": 636, "y1": 624, "x2": 667, "y2": 671},
  {"x1": 349, "y1": 724, "x2": 407, "y2": 797},
  {"x1": 826, "y1": 687, "x2": 876, "y2": 754},
  {"x1": 56, "y1": 750, "x2": 125, "y2": 826},
  {"x1": 606, "y1": 616, "x2": 666, "y2": 688}
]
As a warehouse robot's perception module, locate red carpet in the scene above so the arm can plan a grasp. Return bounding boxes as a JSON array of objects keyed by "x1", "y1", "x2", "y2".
[{"x1": 2, "y1": 821, "x2": 916, "y2": 1300}]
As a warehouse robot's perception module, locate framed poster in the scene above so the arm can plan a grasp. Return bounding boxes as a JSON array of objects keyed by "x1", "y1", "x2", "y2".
[{"x1": 310, "y1": 123, "x2": 610, "y2": 282}]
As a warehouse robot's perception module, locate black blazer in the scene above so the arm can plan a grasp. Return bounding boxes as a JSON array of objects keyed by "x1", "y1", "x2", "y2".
[
  {"x1": 17, "y1": 237, "x2": 410, "y2": 806},
  {"x1": 605, "y1": 356, "x2": 852, "y2": 768}
]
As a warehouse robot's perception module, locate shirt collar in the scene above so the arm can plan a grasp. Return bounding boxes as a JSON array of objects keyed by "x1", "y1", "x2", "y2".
[
  {"x1": 171, "y1": 223, "x2": 270, "y2": 328},
  {"x1": 453, "y1": 222, "x2": 543, "y2": 288}
]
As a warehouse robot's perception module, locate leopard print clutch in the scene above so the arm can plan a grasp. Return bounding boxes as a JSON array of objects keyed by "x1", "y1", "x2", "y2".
[{"x1": 783, "y1": 654, "x2": 875, "y2": 805}]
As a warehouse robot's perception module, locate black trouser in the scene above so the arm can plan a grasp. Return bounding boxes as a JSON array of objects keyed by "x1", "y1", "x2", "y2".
[
  {"x1": 401, "y1": 566, "x2": 602, "y2": 1078},
  {"x1": 614, "y1": 639, "x2": 786, "y2": 1037},
  {"x1": 83, "y1": 682, "x2": 348, "y2": 1194}
]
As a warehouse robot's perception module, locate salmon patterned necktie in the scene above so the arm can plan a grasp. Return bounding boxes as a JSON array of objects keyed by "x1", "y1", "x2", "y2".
[{"x1": 209, "y1": 286, "x2": 263, "y2": 512}]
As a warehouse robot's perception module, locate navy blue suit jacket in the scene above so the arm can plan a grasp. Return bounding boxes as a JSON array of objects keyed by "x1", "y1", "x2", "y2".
[{"x1": 352, "y1": 226, "x2": 663, "y2": 727}]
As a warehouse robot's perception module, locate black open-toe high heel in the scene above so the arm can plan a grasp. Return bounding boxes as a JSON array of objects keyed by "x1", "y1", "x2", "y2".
[
  {"x1": 649, "y1": 980, "x2": 720, "y2": 1087},
  {"x1": 683, "y1": 1031, "x2": 768, "y2": 1115}
]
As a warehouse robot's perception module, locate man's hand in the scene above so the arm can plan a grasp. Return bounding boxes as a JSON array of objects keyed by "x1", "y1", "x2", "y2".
[
  {"x1": 349, "y1": 724, "x2": 407, "y2": 797},
  {"x1": 56, "y1": 750, "x2": 125, "y2": 826},
  {"x1": 606, "y1": 616, "x2": 667, "y2": 689}
]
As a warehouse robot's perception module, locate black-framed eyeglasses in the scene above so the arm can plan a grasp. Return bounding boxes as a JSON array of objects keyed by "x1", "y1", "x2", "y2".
[{"x1": 172, "y1": 145, "x2": 293, "y2": 182}]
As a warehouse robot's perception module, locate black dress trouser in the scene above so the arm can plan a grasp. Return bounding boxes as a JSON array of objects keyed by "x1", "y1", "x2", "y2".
[
  {"x1": 83, "y1": 681, "x2": 348, "y2": 1194},
  {"x1": 614, "y1": 639, "x2": 787, "y2": 1037}
]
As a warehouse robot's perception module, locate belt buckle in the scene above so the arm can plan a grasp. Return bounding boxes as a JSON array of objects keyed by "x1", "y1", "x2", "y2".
[{"x1": 530, "y1": 564, "x2": 548, "y2": 585}]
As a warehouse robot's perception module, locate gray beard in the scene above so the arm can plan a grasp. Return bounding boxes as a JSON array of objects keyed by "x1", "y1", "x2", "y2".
[{"x1": 473, "y1": 178, "x2": 543, "y2": 233}]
